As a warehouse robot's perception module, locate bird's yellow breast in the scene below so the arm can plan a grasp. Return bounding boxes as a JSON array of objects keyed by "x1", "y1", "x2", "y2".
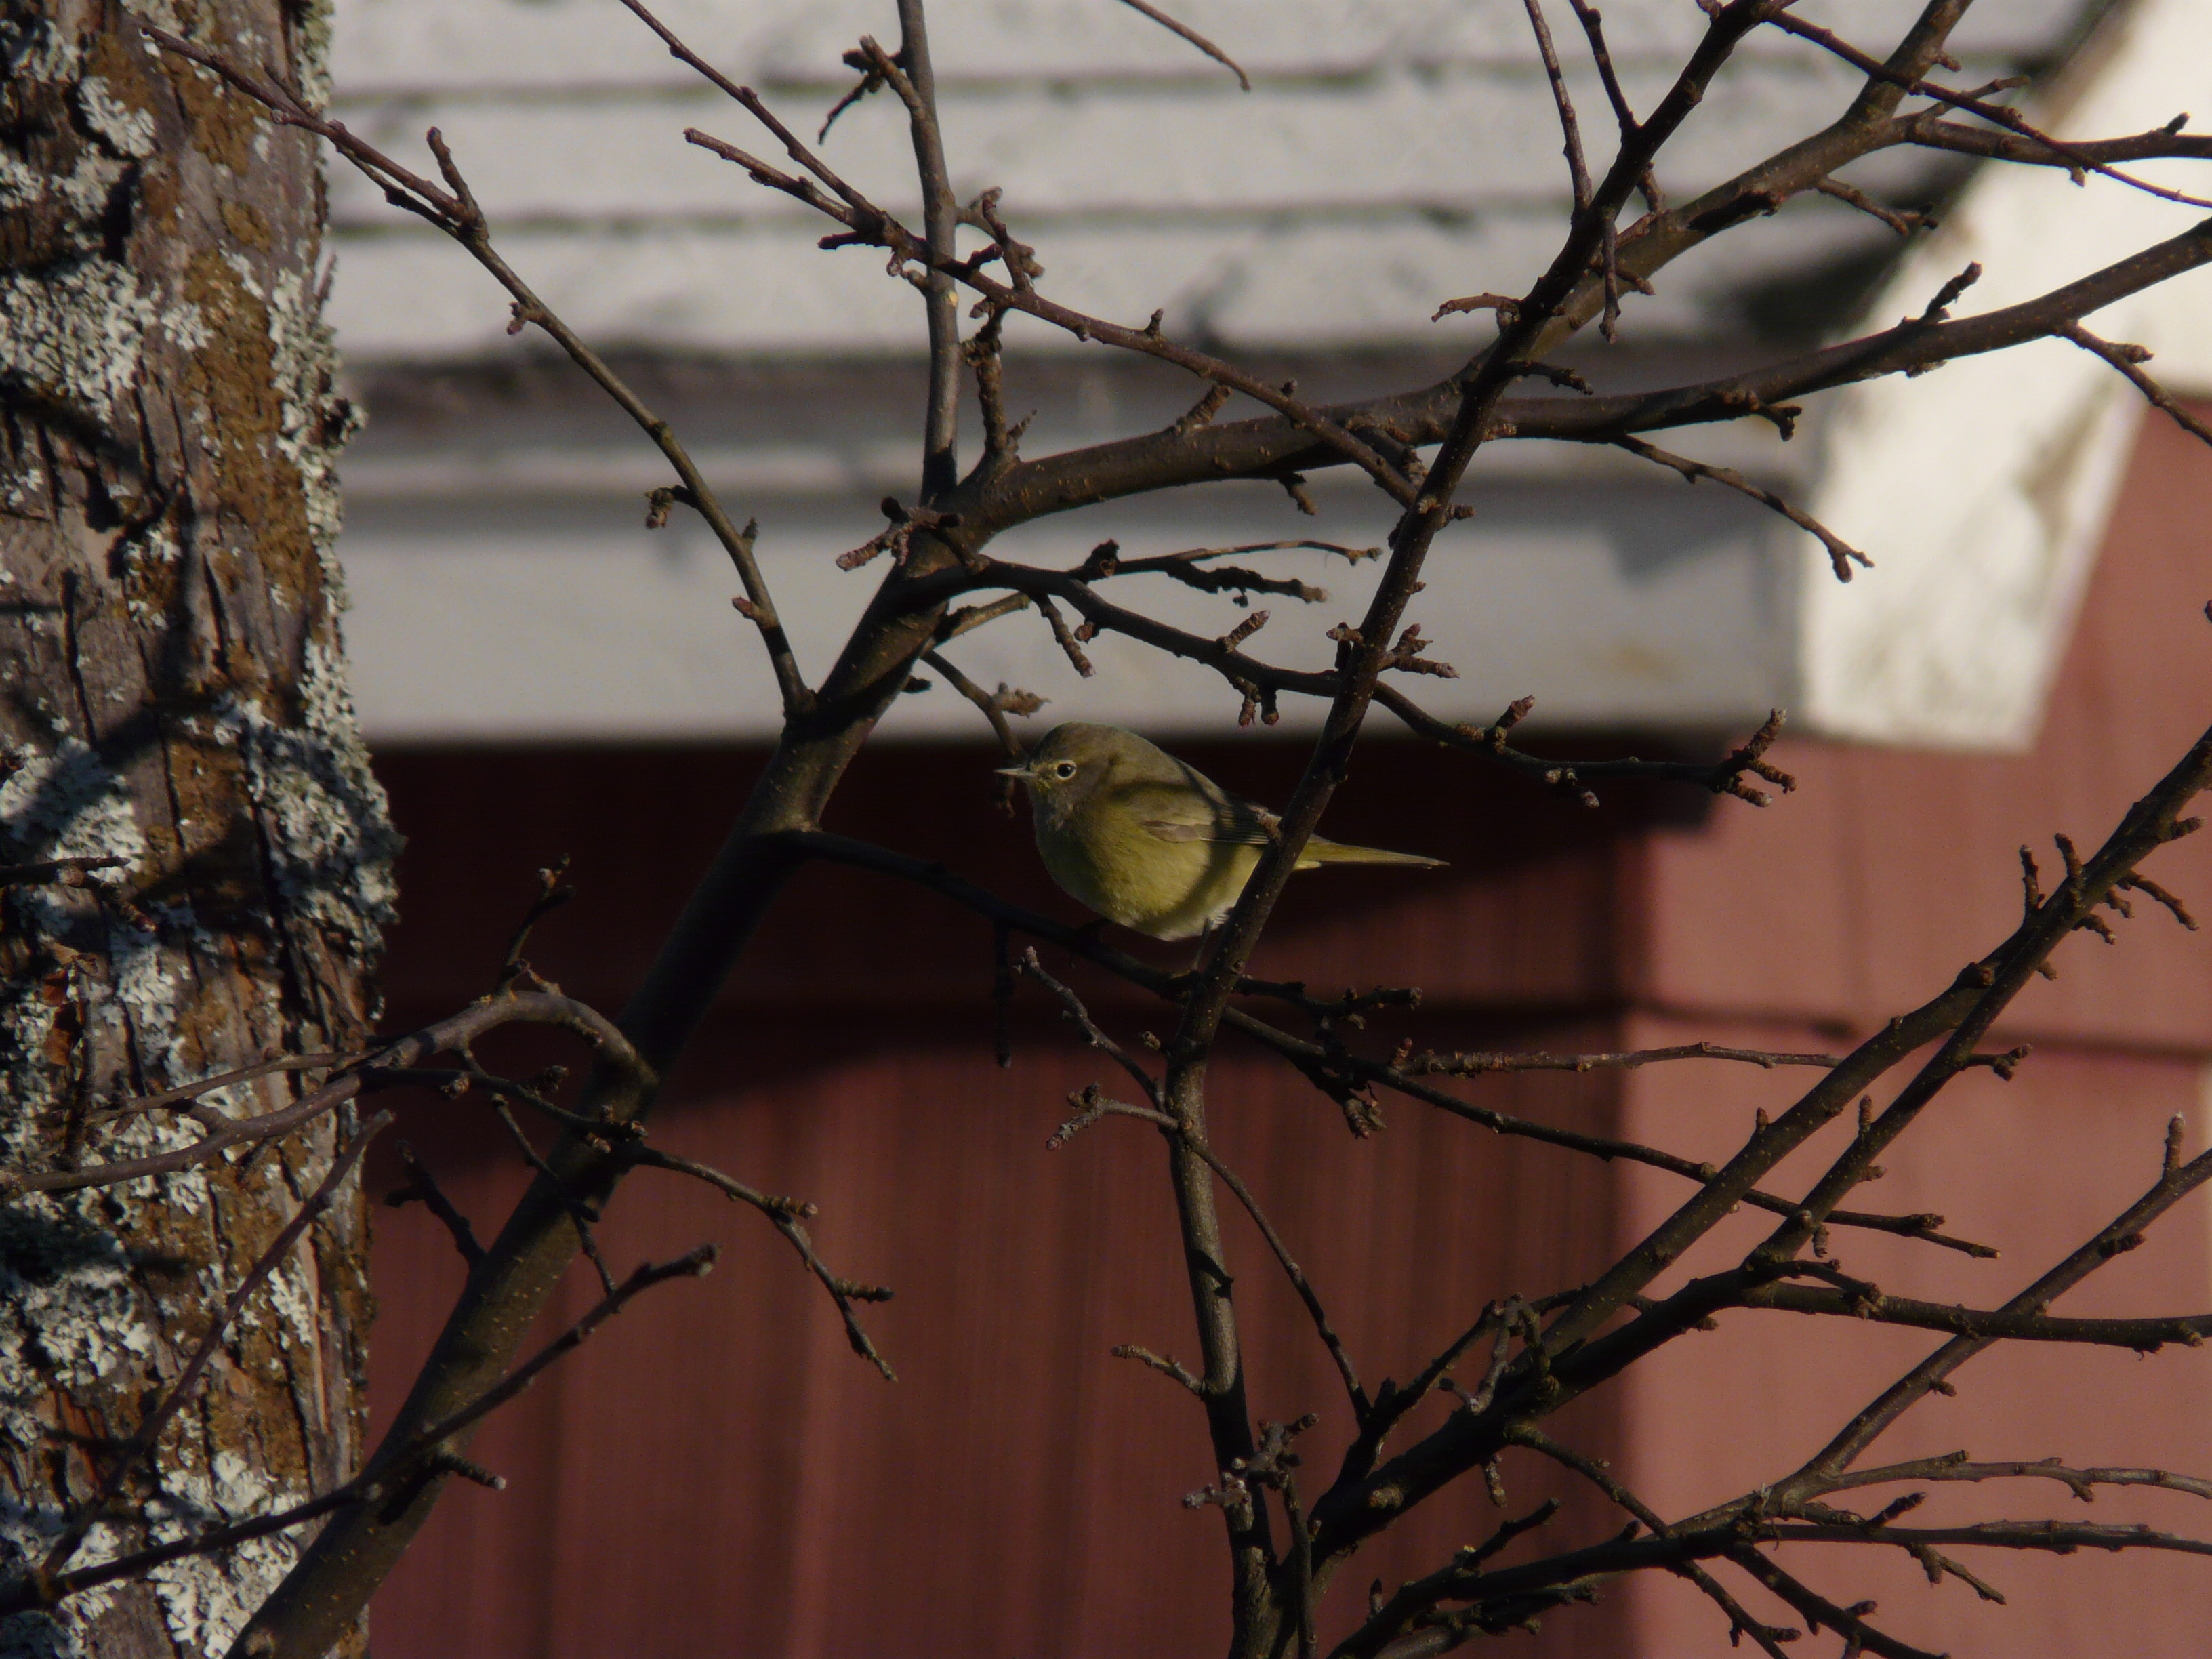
[{"x1": 1034, "y1": 802, "x2": 1260, "y2": 941}]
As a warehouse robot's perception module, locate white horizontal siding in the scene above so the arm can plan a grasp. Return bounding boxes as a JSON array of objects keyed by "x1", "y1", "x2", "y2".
[
  {"x1": 327, "y1": 59, "x2": 1881, "y2": 224},
  {"x1": 326, "y1": 0, "x2": 2087, "y2": 361},
  {"x1": 340, "y1": 463, "x2": 1795, "y2": 742},
  {"x1": 329, "y1": 0, "x2": 2088, "y2": 96},
  {"x1": 327, "y1": 192, "x2": 1879, "y2": 356},
  {"x1": 329, "y1": 0, "x2": 2192, "y2": 752}
]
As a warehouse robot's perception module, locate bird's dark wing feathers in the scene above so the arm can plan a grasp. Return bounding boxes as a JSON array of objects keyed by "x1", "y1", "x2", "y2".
[{"x1": 1119, "y1": 779, "x2": 1275, "y2": 846}]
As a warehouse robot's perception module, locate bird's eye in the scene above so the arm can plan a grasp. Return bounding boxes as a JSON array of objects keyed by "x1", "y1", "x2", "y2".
[{"x1": 1052, "y1": 760, "x2": 1078, "y2": 780}]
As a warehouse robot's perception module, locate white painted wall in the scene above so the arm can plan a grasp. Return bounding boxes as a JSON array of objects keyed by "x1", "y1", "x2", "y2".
[
  {"x1": 325, "y1": 0, "x2": 2206, "y2": 749},
  {"x1": 1795, "y1": 0, "x2": 2212, "y2": 749}
]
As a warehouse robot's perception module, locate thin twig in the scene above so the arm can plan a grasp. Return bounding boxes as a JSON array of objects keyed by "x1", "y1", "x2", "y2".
[
  {"x1": 1115, "y1": 0, "x2": 1250, "y2": 90},
  {"x1": 676, "y1": 117, "x2": 1418, "y2": 503},
  {"x1": 920, "y1": 649, "x2": 1039, "y2": 759},
  {"x1": 1112, "y1": 1343, "x2": 1208, "y2": 1396},
  {"x1": 86, "y1": 1052, "x2": 349, "y2": 1124},
  {"x1": 1782, "y1": 1134, "x2": 2212, "y2": 1498},
  {"x1": 936, "y1": 592, "x2": 1033, "y2": 645},
  {"x1": 1522, "y1": 0, "x2": 1592, "y2": 213},
  {"x1": 1615, "y1": 432, "x2": 1870, "y2": 581},
  {"x1": 1, "y1": 992, "x2": 645, "y2": 1197},
  {"x1": 1809, "y1": 1453, "x2": 2212, "y2": 1505},
  {"x1": 495, "y1": 857, "x2": 573, "y2": 996},
  {"x1": 1814, "y1": 176, "x2": 1929, "y2": 237},
  {"x1": 1404, "y1": 1040, "x2": 1839, "y2": 1076},
  {"x1": 779, "y1": 827, "x2": 2000, "y2": 1260},
  {"x1": 478, "y1": 1096, "x2": 616, "y2": 1296},
  {"x1": 626, "y1": 1143, "x2": 894, "y2": 1378},
  {"x1": 1014, "y1": 949, "x2": 1162, "y2": 1101},
  {"x1": 1729, "y1": 1548, "x2": 1939, "y2": 1659},
  {"x1": 1767, "y1": 9, "x2": 2212, "y2": 212},
  {"x1": 385, "y1": 1141, "x2": 486, "y2": 1267},
  {"x1": 1565, "y1": 0, "x2": 1637, "y2": 139},
  {"x1": 0, "y1": 855, "x2": 128, "y2": 888},
  {"x1": 862, "y1": 16, "x2": 964, "y2": 500},
  {"x1": 1023, "y1": 1038, "x2": 1373, "y2": 1433},
  {"x1": 1506, "y1": 1425, "x2": 1800, "y2": 1659},
  {"x1": 2057, "y1": 323, "x2": 2212, "y2": 453}
]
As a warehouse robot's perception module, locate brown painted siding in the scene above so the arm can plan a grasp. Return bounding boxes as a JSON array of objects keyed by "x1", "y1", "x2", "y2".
[
  {"x1": 1610, "y1": 1014, "x2": 2212, "y2": 1654},
  {"x1": 1643, "y1": 411, "x2": 2212, "y2": 1050},
  {"x1": 364, "y1": 1021, "x2": 1635, "y2": 1657}
]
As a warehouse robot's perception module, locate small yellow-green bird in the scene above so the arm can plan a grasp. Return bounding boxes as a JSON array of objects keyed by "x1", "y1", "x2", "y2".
[{"x1": 999, "y1": 722, "x2": 1446, "y2": 941}]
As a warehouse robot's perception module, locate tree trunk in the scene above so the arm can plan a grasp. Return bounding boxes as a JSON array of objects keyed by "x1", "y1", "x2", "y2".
[{"x1": 1, "y1": 3, "x2": 395, "y2": 1655}]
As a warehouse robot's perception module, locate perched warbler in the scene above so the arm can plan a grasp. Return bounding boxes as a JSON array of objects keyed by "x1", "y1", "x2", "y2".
[{"x1": 999, "y1": 722, "x2": 1446, "y2": 941}]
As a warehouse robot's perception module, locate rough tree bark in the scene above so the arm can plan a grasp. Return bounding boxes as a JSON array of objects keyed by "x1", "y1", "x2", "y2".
[{"x1": 0, "y1": 3, "x2": 395, "y2": 1656}]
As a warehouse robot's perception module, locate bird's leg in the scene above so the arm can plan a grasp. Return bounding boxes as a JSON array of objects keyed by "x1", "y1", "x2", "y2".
[{"x1": 1182, "y1": 920, "x2": 1218, "y2": 980}]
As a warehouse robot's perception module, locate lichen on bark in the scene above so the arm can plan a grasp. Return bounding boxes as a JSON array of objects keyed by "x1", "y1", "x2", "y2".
[{"x1": 1, "y1": 3, "x2": 395, "y2": 1654}]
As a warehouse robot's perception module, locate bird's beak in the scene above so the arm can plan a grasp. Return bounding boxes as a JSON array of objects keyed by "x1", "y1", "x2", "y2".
[{"x1": 996, "y1": 762, "x2": 1033, "y2": 780}]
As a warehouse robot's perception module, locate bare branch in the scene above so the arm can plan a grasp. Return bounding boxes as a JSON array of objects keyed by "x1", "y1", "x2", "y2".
[
  {"x1": 1614, "y1": 432, "x2": 1870, "y2": 581},
  {"x1": 1811, "y1": 1452, "x2": 2212, "y2": 1506},
  {"x1": 628, "y1": 1144, "x2": 893, "y2": 1378},
  {"x1": 1814, "y1": 176, "x2": 1931, "y2": 237},
  {"x1": 1559, "y1": 720, "x2": 2212, "y2": 1364},
  {"x1": 495, "y1": 856, "x2": 573, "y2": 996},
  {"x1": 920, "y1": 649, "x2": 1038, "y2": 761},
  {"x1": 1729, "y1": 1549, "x2": 1941, "y2": 1659},
  {"x1": 1114, "y1": 0, "x2": 1250, "y2": 91},
  {"x1": 1903, "y1": 115, "x2": 2212, "y2": 171},
  {"x1": 1112, "y1": 1342, "x2": 1209, "y2": 1396},
  {"x1": 977, "y1": 211, "x2": 2212, "y2": 527},
  {"x1": 779, "y1": 828, "x2": 1996, "y2": 1264},
  {"x1": 1565, "y1": 0, "x2": 1638, "y2": 141},
  {"x1": 0, "y1": 991, "x2": 645, "y2": 1199},
  {"x1": 0, "y1": 855, "x2": 129, "y2": 889},
  {"x1": 1015, "y1": 954, "x2": 1370, "y2": 1422},
  {"x1": 1523, "y1": 0, "x2": 1593, "y2": 213},
  {"x1": 936, "y1": 591, "x2": 1033, "y2": 644},
  {"x1": 2057, "y1": 322, "x2": 2212, "y2": 453},
  {"x1": 86, "y1": 1050, "x2": 349, "y2": 1124},
  {"x1": 1736, "y1": 1279, "x2": 2212, "y2": 1353},
  {"x1": 384, "y1": 1142, "x2": 486, "y2": 1267},
  {"x1": 1013, "y1": 949, "x2": 1161, "y2": 1103},
  {"x1": 1767, "y1": 9, "x2": 2212, "y2": 211},
  {"x1": 676, "y1": 114, "x2": 1420, "y2": 502},
  {"x1": 1781, "y1": 1132, "x2": 2212, "y2": 1496},
  {"x1": 1505, "y1": 1424, "x2": 1800, "y2": 1659},
  {"x1": 1403, "y1": 1040, "x2": 1841, "y2": 1077},
  {"x1": 861, "y1": 16, "x2": 963, "y2": 499}
]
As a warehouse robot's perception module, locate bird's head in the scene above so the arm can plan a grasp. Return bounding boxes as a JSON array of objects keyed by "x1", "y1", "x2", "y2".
[{"x1": 997, "y1": 722, "x2": 1136, "y2": 817}]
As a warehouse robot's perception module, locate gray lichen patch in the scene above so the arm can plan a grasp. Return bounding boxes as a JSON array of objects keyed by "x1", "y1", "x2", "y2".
[
  {"x1": 0, "y1": 14, "x2": 83, "y2": 86},
  {"x1": 0, "y1": 262, "x2": 157, "y2": 426},
  {"x1": 225, "y1": 640, "x2": 401, "y2": 956},
  {"x1": 73, "y1": 77, "x2": 157, "y2": 160},
  {"x1": 0, "y1": 737, "x2": 148, "y2": 875},
  {"x1": 289, "y1": 0, "x2": 336, "y2": 113}
]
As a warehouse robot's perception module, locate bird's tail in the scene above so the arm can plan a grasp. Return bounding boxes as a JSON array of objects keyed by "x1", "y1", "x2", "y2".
[{"x1": 1299, "y1": 838, "x2": 1446, "y2": 869}]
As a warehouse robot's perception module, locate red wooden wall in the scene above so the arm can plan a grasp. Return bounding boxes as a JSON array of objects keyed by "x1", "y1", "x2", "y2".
[{"x1": 359, "y1": 411, "x2": 2212, "y2": 1656}]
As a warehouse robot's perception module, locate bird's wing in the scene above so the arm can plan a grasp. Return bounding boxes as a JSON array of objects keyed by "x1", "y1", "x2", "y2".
[{"x1": 1120, "y1": 779, "x2": 1275, "y2": 846}]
